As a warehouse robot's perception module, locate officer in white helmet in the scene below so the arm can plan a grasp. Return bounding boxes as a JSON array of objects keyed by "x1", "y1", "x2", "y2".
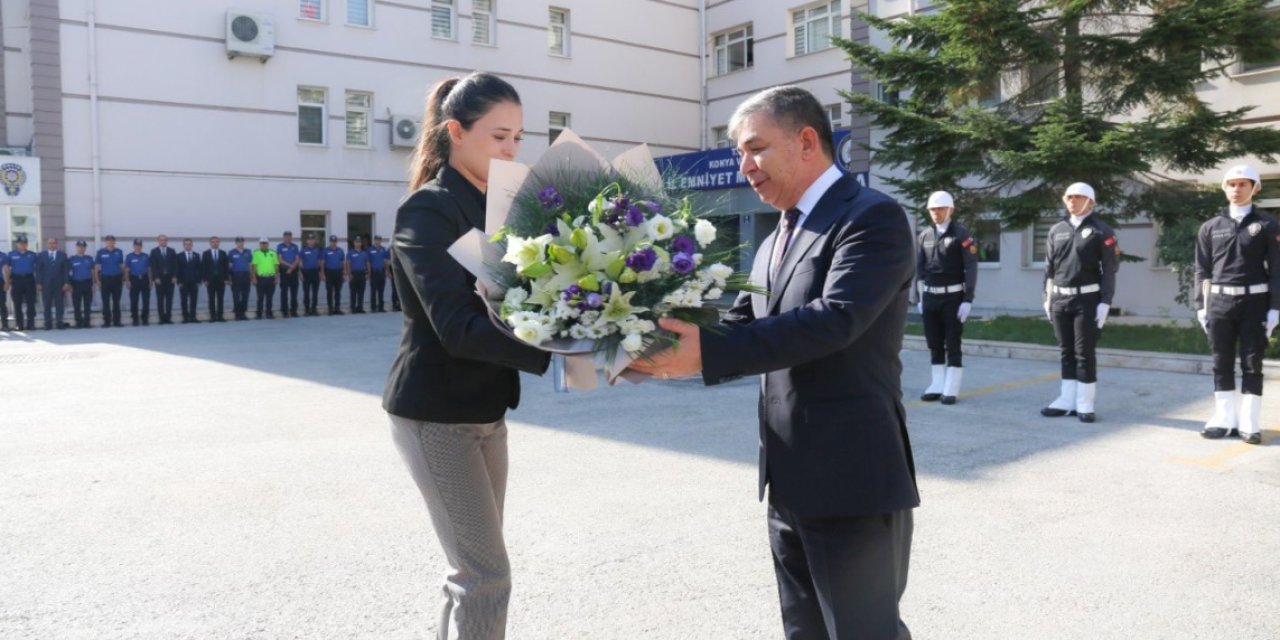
[
  {"x1": 909, "y1": 190, "x2": 979, "y2": 404},
  {"x1": 1194, "y1": 164, "x2": 1278, "y2": 445},
  {"x1": 1041, "y1": 182, "x2": 1120, "y2": 423}
]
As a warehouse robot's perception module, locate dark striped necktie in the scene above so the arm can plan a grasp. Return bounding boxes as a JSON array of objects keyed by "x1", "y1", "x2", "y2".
[{"x1": 769, "y1": 208, "x2": 802, "y2": 284}]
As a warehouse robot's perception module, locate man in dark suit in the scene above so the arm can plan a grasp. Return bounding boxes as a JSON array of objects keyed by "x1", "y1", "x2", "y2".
[
  {"x1": 176, "y1": 238, "x2": 203, "y2": 323},
  {"x1": 633, "y1": 86, "x2": 918, "y2": 639},
  {"x1": 203, "y1": 236, "x2": 230, "y2": 322},
  {"x1": 150, "y1": 235, "x2": 178, "y2": 324},
  {"x1": 34, "y1": 237, "x2": 70, "y2": 330}
]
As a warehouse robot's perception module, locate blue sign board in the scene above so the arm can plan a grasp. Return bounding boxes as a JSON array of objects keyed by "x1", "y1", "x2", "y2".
[{"x1": 655, "y1": 129, "x2": 869, "y2": 192}]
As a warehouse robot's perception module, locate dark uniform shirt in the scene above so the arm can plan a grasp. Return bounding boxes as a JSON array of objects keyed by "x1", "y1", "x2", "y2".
[
  {"x1": 370, "y1": 245, "x2": 388, "y2": 270},
  {"x1": 277, "y1": 242, "x2": 300, "y2": 268},
  {"x1": 68, "y1": 255, "x2": 95, "y2": 281},
  {"x1": 229, "y1": 248, "x2": 253, "y2": 273},
  {"x1": 915, "y1": 222, "x2": 978, "y2": 303},
  {"x1": 96, "y1": 247, "x2": 124, "y2": 276},
  {"x1": 348, "y1": 249, "x2": 370, "y2": 273},
  {"x1": 124, "y1": 252, "x2": 150, "y2": 278},
  {"x1": 7, "y1": 250, "x2": 36, "y2": 275},
  {"x1": 300, "y1": 245, "x2": 322, "y2": 270},
  {"x1": 1043, "y1": 215, "x2": 1119, "y2": 305},
  {"x1": 323, "y1": 247, "x2": 345, "y2": 270},
  {"x1": 1194, "y1": 208, "x2": 1280, "y2": 310}
]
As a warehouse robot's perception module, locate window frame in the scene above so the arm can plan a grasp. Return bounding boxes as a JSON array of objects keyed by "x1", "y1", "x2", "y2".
[
  {"x1": 712, "y1": 23, "x2": 754, "y2": 76},
  {"x1": 472, "y1": 0, "x2": 496, "y2": 46},
  {"x1": 549, "y1": 111, "x2": 571, "y2": 145},
  {"x1": 1024, "y1": 217, "x2": 1058, "y2": 267},
  {"x1": 548, "y1": 7, "x2": 571, "y2": 57},
  {"x1": 297, "y1": 86, "x2": 328, "y2": 147},
  {"x1": 711, "y1": 126, "x2": 731, "y2": 149},
  {"x1": 971, "y1": 215, "x2": 1004, "y2": 267},
  {"x1": 431, "y1": 0, "x2": 456, "y2": 41},
  {"x1": 344, "y1": 90, "x2": 373, "y2": 149},
  {"x1": 790, "y1": 0, "x2": 842, "y2": 57},
  {"x1": 299, "y1": 0, "x2": 326, "y2": 22},
  {"x1": 345, "y1": 0, "x2": 373, "y2": 28}
]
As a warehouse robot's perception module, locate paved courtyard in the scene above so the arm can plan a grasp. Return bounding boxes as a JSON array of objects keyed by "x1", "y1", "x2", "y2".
[{"x1": 2, "y1": 315, "x2": 1279, "y2": 639}]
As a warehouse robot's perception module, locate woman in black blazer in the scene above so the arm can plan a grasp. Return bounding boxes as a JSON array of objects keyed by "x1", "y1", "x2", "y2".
[{"x1": 383, "y1": 72, "x2": 549, "y2": 639}]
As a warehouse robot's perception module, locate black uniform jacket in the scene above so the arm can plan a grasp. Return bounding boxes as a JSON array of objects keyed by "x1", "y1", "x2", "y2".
[
  {"x1": 699, "y1": 173, "x2": 920, "y2": 519},
  {"x1": 1194, "y1": 208, "x2": 1280, "y2": 310},
  {"x1": 382, "y1": 165, "x2": 550, "y2": 424},
  {"x1": 1043, "y1": 214, "x2": 1119, "y2": 305},
  {"x1": 912, "y1": 221, "x2": 978, "y2": 304}
]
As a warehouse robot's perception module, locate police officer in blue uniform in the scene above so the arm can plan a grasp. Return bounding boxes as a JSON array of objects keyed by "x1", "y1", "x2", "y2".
[
  {"x1": 322, "y1": 235, "x2": 346, "y2": 315},
  {"x1": 228, "y1": 237, "x2": 253, "y2": 321},
  {"x1": 96, "y1": 234, "x2": 125, "y2": 327},
  {"x1": 369, "y1": 235, "x2": 389, "y2": 312},
  {"x1": 0, "y1": 249, "x2": 9, "y2": 331},
  {"x1": 277, "y1": 231, "x2": 301, "y2": 318},
  {"x1": 299, "y1": 234, "x2": 323, "y2": 316},
  {"x1": 347, "y1": 235, "x2": 371, "y2": 314},
  {"x1": 68, "y1": 241, "x2": 95, "y2": 328},
  {"x1": 6, "y1": 236, "x2": 38, "y2": 330},
  {"x1": 124, "y1": 239, "x2": 152, "y2": 326}
]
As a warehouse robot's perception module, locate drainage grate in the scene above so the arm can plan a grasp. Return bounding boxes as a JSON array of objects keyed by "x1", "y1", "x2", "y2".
[{"x1": 0, "y1": 352, "x2": 100, "y2": 365}]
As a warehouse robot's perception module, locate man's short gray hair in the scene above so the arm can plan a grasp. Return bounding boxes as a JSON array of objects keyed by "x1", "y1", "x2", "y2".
[{"x1": 727, "y1": 85, "x2": 835, "y2": 160}]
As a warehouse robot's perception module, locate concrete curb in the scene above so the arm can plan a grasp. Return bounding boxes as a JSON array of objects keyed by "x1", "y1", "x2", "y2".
[{"x1": 902, "y1": 335, "x2": 1280, "y2": 379}]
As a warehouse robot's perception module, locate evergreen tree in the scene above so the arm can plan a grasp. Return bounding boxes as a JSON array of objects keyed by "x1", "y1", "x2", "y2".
[{"x1": 839, "y1": 0, "x2": 1280, "y2": 303}]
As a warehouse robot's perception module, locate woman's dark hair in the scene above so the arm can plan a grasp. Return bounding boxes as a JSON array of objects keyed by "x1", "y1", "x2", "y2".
[{"x1": 409, "y1": 72, "x2": 521, "y2": 191}]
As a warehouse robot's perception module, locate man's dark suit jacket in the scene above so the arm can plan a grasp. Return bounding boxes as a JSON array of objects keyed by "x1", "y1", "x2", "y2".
[
  {"x1": 176, "y1": 251, "x2": 203, "y2": 284},
  {"x1": 34, "y1": 250, "x2": 69, "y2": 289},
  {"x1": 701, "y1": 172, "x2": 920, "y2": 519},
  {"x1": 202, "y1": 249, "x2": 231, "y2": 283},
  {"x1": 150, "y1": 246, "x2": 177, "y2": 282},
  {"x1": 382, "y1": 165, "x2": 550, "y2": 424}
]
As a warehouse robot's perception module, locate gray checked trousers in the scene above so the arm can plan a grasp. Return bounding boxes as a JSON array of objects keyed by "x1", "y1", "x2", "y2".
[{"x1": 389, "y1": 415, "x2": 512, "y2": 640}]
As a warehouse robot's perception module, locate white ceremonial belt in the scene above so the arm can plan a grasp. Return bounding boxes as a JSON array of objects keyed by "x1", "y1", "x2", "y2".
[
  {"x1": 1210, "y1": 283, "x2": 1269, "y2": 296},
  {"x1": 1053, "y1": 283, "x2": 1101, "y2": 295},
  {"x1": 920, "y1": 284, "x2": 964, "y2": 294}
]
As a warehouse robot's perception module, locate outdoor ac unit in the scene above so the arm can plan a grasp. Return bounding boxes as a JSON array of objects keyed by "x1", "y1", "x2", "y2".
[
  {"x1": 390, "y1": 115, "x2": 421, "y2": 148},
  {"x1": 226, "y1": 10, "x2": 274, "y2": 62},
  {"x1": 0, "y1": 147, "x2": 29, "y2": 157}
]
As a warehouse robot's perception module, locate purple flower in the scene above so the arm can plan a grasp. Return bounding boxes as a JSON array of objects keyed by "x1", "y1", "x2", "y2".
[
  {"x1": 625, "y1": 247, "x2": 658, "y2": 272},
  {"x1": 602, "y1": 282, "x2": 613, "y2": 295},
  {"x1": 641, "y1": 200, "x2": 662, "y2": 213},
  {"x1": 562, "y1": 284, "x2": 582, "y2": 301},
  {"x1": 538, "y1": 186, "x2": 563, "y2": 209},
  {"x1": 671, "y1": 252, "x2": 695, "y2": 275},
  {"x1": 544, "y1": 221, "x2": 560, "y2": 237},
  {"x1": 585, "y1": 293, "x2": 603, "y2": 308},
  {"x1": 625, "y1": 206, "x2": 645, "y2": 227},
  {"x1": 671, "y1": 235, "x2": 696, "y2": 255}
]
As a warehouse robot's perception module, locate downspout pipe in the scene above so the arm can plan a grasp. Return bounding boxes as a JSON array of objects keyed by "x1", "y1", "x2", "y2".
[{"x1": 88, "y1": 0, "x2": 102, "y2": 244}]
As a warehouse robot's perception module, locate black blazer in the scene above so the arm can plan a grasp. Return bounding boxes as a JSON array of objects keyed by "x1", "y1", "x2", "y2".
[
  {"x1": 150, "y1": 246, "x2": 177, "y2": 281},
  {"x1": 35, "y1": 250, "x2": 69, "y2": 288},
  {"x1": 701, "y1": 172, "x2": 920, "y2": 519},
  {"x1": 176, "y1": 250, "x2": 203, "y2": 284},
  {"x1": 202, "y1": 248, "x2": 231, "y2": 283},
  {"x1": 382, "y1": 165, "x2": 550, "y2": 423}
]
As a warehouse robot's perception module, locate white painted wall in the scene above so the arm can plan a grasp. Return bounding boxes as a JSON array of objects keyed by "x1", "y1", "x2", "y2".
[{"x1": 2, "y1": 0, "x2": 33, "y2": 149}]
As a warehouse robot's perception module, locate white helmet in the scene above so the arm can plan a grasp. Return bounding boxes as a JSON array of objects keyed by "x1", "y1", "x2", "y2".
[
  {"x1": 1222, "y1": 164, "x2": 1262, "y2": 189},
  {"x1": 1063, "y1": 182, "x2": 1096, "y2": 203},
  {"x1": 926, "y1": 191, "x2": 955, "y2": 209}
]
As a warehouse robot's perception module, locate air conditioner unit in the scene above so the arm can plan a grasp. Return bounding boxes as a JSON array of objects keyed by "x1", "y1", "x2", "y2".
[
  {"x1": 0, "y1": 147, "x2": 29, "y2": 157},
  {"x1": 226, "y1": 10, "x2": 274, "y2": 62},
  {"x1": 390, "y1": 115, "x2": 421, "y2": 148}
]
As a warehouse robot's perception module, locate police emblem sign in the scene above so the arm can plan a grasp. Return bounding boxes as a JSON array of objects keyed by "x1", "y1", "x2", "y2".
[{"x1": 0, "y1": 157, "x2": 40, "y2": 205}]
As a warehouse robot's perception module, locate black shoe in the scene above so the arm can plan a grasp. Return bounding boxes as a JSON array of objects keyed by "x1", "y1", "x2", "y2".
[
  {"x1": 1243, "y1": 432, "x2": 1262, "y2": 445},
  {"x1": 392, "y1": 305, "x2": 401, "y2": 311},
  {"x1": 941, "y1": 396, "x2": 957, "y2": 405},
  {"x1": 1201, "y1": 427, "x2": 1238, "y2": 439},
  {"x1": 1041, "y1": 407, "x2": 1076, "y2": 417},
  {"x1": 334, "y1": 310, "x2": 344, "y2": 315},
  {"x1": 255, "y1": 313, "x2": 262, "y2": 319},
  {"x1": 132, "y1": 319, "x2": 140, "y2": 326},
  {"x1": 920, "y1": 392, "x2": 941, "y2": 402},
  {"x1": 1, "y1": 325, "x2": 10, "y2": 332},
  {"x1": 113, "y1": 321, "x2": 124, "y2": 328},
  {"x1": 266, "y1": 312, "x2": 275, "y2": 319},
  {"x1": 1078, "y1": 413, "x2": 1096, "y2": 423},
  {"x1": 142, "y1": 320, "x2": 149, "y2": 326}
]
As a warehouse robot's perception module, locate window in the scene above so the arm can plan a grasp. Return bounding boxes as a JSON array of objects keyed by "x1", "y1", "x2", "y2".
[
  {"x1": 973, "y1": 218, "x2": 1002, "y2": 264},
  {"x1": 346, "y1": 0, "x2": 372, "y2": 27},
  {"x1": 977, "y1": 73, "x2": 1002, "y2": 108},
  {"x1": 300, "y1": 0, "x2": 324, "y2": 21},
  {"x1": 345, "y1": 91, "x2": 372, "y2": 147},
  {"x1": 713, "y1": 24, "x2": 754, "y2": 75},
  {"x1": 877, "y1": 82, "x2": 900, "y2": 107},
  {"x1": 300, "y1": 211, "x2": 329, "y2": 245},
  {"x1": 792, "y1": 1, "x2": 841, "y2": 56},
  {"x1": 825, "y1": 103, "x2": 843, "y2": 129},
  {"x1": 1024, "y1": 31, "x2": 1060, "y2": 103},
  {"x1": 712, "y1": 126, "x2": 730, "y2": 149},
  {"x1": 1029, "y1": 218, "x2": 1055, "y2": 264},
  {"x1": 473, "y1": 0, "x2": 495, "y2": 45},
  {"x1": 431, "y1": 0, "x2": 454, "y2": 39},
  {"x1": 8, "y1": 206, "x2": 41, "y2": 250},
  {"x1": 549, "y1": 8, "x2": 570, "y2": 56},
  {"x1": 549, "y1": 112, "x2": 570, "y2": 145},
  {"x1": 298, "y1": 87, "x2": 327, "y2": 145}
]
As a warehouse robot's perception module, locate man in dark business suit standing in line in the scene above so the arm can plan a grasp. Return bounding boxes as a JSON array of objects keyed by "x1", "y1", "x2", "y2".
[
  {"x1": 151, "y1": 235, "x2": 178, "y2": 325},
  {"x1": 633, "y1": 86, "x2": 918, "y2": 640},
  {"x1": 35, "y1": 237, "x2": 70, "y2": 330},
  {"x1": 176, "y1": 238, "x2": 203, "y2": 323}
]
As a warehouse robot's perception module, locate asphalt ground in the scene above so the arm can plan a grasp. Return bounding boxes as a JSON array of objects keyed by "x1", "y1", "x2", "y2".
[{"x1": 2, "y1": 314, "x2": 1278, "y2": 639}]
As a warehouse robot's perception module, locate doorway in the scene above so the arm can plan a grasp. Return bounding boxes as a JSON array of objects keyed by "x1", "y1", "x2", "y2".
[{"x1": 347, "y1": 212, "x2": 373, "y2": 249}]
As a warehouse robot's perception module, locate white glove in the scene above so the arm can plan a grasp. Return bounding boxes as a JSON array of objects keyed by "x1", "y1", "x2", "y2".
[
  {"x1": 1096, "y1": 303, "x2": 1110, "y2": 330},
  {"x1": 1197, "y1": 309, "x2": 1208, "y2": 333},
  {"x1": 1268, "y1": 309, "x2": 1279, "y2": 337},
  {"x1": 916, "y1": 302, "x2": 923, "y2": 315},
  {"x1": 1044, "y1": 300, "x2": 1052, "y2": 322},
  {"x1": 957, "y1": 302, "x2": 971, "y2": 323}
]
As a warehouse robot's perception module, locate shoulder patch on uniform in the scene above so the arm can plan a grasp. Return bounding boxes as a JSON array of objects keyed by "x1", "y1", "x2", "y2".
[
  {"x1": 961, "y1": 237, "x2": 974, "y2": 248},
  {"x1": 1103, "y1": 236, "x2": 1116, "y2": 246}
]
